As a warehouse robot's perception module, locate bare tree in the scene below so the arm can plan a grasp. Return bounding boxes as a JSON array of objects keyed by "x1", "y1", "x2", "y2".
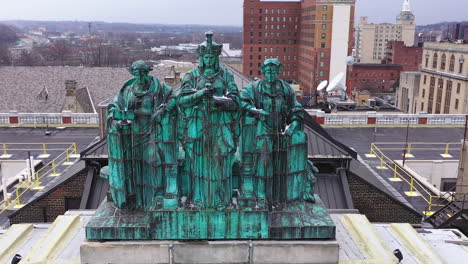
[{"x1": 0, "y1": 24, "x2": 18, "y2": 65}]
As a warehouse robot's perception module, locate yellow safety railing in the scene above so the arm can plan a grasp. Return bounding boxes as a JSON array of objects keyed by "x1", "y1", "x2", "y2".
[
  {"x1": 370, "y1": 142, "x2": 461, "y2": 157},
  {"x1": 0, "y1": 142, "x2": 78, "y2": 158},
  {"x1": 368, "y1": 143, "x2": 452, "y2": 215},
  {"x1": 0, "y1": 143, "x2": 79, "y2": 214}
]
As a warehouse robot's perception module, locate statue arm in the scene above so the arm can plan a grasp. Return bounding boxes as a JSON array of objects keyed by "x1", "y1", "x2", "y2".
[
  {"x1": 287, "y1": 83, "x2": 304, "y2": 126},
  {"x1": 214, "y1": 70, "x2": 239, "y2": 111},
  {"x1": 240, "y1": 83, "x2": 268, "y2": 116},
  {"x1": 177, "y1": 73, "x2": 206, "y2": 107}
]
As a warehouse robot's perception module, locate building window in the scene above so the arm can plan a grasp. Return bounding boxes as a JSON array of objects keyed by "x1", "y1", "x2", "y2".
[
  {"x1": 455, "y1": 99, "x2": 459, "y2": 110},
  {"x1": 457, "y1": 83, "x2": 461, "y2": 94},
  {"x1": 425, "y1": 57, "x2": 429, "y2": 67},
  {"x1": 432, "y1": 52, "x2": 438, "y2": 69},
  {"x1": 250, "y1": 32, "x2": 254, "y2": 37},
  {"x1": 322, "y1": 24, "x2": 327, "y2": 30},
  {"x1": 449, "y1": 54, "x2": 455, "y2": 72},
  {"x1": 250, "y1": 47, "x2": 253, "y2": 52},
  {"x1": 320, "y1": 51, "x2": 326, "y2": 58},
  {"x1": 459, "y1": 56, "x2": 464, "y2": 74},
  {"x1": 320, "y1": 42, "x2": 326, "y2": 48},
  {"x1": 259, "y1": 8, "x2": 263, "y2": 13},
  {"x1": 320, "y1": 61, "x2": 324, "y2": 67},
  {"x1": 421, "y1": 102, "x2": 424, "y2": 111},
  {"x1": 423, "y1": 75, "x2": 427, "y2": 84},
  {"x1": 319, "y1": 71, "x2": 324, "y2": 77},
  {"x1": 258, "y1": 55, "x2": 261, "y2": 60},
  {"x1": 321, "y1": 33, "x2": 326, "y2": 39},
  {"x1": 440, "y1": 54, "x2": 446, "y2": 71},
  {"x1": 259, "y1": 16, "x2": 262, "y2": 22},
  {"x1": 444, "y1": 80, "x2": 452, "y2": 114},
  {"x1": 322, "y1": 5, "x2": 328, "y2": 11},
  {"x1": 322, "y1": 14, "x2": 327, "y2": 20},
  {"x1": 265, "y1": 9, "x2": 268, "y2": 14},
  {"x1": 422, "y1": 89, "x2": 425, "y2": 98},
  {"x1": 258, "y1": 47, "x2": 261, "y2": 52},
  {"x1": 250, "y1": 8, "x2": 254, "y2": 14}
]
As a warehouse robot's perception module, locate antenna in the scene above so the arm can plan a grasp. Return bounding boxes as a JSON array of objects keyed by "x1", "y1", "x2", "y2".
[
  {"x1": 326, "y1": 72, "x2": 345, "y2": 92},
  {"x1": 317, "y1": 80, "x2": 328, "y2": 91},
  {"x1": 88, "y1": 22, "x2": 92, "y2": 35}
]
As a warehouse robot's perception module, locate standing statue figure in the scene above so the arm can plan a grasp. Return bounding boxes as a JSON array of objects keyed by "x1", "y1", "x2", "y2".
[
  {"x1": 239, "y1": 59, "x2": 316, "y2": 209},
  {"x1": 105, "y1": 60, "x2": 177, "y2": 210},
  {"x1": 177, "y1": 32, "x2": 240, "y2": 210}
]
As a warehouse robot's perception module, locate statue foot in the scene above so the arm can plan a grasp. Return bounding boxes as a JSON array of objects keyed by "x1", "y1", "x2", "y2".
[{"x1": 303, "y1": 193, "x2": 316, "y2": 203}]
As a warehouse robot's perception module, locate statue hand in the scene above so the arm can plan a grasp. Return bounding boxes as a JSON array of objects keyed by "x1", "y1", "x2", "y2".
[
  {"x1": 152, "y1": 108, "x2": 165, "y2": 122},
  {"x1": 250, "y1": 108, "x2": 269, "y2": 117},
  {"x1": 201, "y1": 87, "x2": 214, "y2": 97},
  {"x1": 114, "y1": 110, "x2": 135, "y2": 120},
  {"x1": 284, "y1": 120, "x2": 299, "y2": 136}
]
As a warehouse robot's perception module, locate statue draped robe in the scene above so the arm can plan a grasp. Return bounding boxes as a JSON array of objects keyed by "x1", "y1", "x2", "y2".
[
  {"x1": 177, "y1": 68, "x2": 240, "y2": 209},
  {"x1": 239, "y1": 79, "x2": 315, "y2": 207},
  {"x1": 106, "y1": 77, "x2": 176, "y2": 210}
]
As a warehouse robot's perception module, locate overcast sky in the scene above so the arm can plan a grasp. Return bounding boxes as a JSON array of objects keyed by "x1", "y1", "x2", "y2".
[{"x1": 0, "y1": 0, "x2": 466, "y2": 26}]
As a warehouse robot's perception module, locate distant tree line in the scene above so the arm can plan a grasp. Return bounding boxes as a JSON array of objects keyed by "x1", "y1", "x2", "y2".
[{"x1": 1, "y1": 22, "x2": 240, "y2": 67}]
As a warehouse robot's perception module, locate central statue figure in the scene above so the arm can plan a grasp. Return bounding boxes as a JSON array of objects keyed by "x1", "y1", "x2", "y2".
[{"x1": 177, "y1": 32, "x2": 240, "y2": 209}]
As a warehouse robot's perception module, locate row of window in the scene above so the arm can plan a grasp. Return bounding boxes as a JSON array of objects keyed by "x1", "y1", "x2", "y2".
[
  {"x1": 249, "y1": 24, "x2": 299, "y2": 30},
  {"x1": 249, "y1": 8, "x2": 300, "y2": 15},
  {"x1": 425, "y1": 53, "x2": 465, "y2": 74},
  {"x1": 249, "y1": 47, "x2": 298, "y2": 53},
  {"x1": 248, "y1": 54, "x2": 298, "y2": 61},
  {"x1": 247, "y1": 39, "x2": 298, "y2": 45},
  {"x1": 249, "y1": 16, "x2": 299, "y2": 23},
  {"x1": 249, "y1": 5, "x2": 327, "y2": 15},
  {"x1": 423, "y1": 76, "x2": 461, "y2": 113}
]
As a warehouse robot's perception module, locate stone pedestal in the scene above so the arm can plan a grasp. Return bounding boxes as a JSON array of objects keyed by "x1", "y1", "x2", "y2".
[
  {"x1": 80, "y1": 240, "x2": 340, "y2": 264},
  {"x1": 86, "y1": 195, "x2": 335, "y2": 240}
]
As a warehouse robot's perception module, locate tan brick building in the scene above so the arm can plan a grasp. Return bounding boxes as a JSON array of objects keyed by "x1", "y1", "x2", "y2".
[
  {"x1": 355, "y1": 0, "x2": 416, "y2": 64},
  {"x1": 418, "y1": 42, "x2": 468, "y2": 114}
]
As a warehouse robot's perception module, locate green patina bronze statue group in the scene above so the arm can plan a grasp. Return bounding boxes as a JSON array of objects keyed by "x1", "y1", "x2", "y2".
[{"x1": 104, "y1": 32, "x2": 316, "y2": 213}]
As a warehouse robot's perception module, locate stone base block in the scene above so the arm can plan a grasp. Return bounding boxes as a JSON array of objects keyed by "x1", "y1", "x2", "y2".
[
  {"x1": 80, "y1": 240, "x2": 339, "y2": 264},
  {"x1": 86, "y1": 195, "x2": 335, "y2": 240}
]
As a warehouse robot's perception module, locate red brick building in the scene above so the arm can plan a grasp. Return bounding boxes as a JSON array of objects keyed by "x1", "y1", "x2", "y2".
[
  {"x1": 347, "y1": 64, "x2": 402, "y2": 93},
  {"x1": 384, "y1": 41, "x2": 423, "y2": 71},
  {"x1": 243, "y1": 0, "x2": 355, "y2": 95}
]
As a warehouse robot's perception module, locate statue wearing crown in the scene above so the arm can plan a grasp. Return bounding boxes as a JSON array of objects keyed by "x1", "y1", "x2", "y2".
[{"x1": 177, "y1": 32, "x2": 240, "y2": 210}]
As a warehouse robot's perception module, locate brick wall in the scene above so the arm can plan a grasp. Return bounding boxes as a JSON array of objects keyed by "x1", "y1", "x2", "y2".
[
  {"x1": 348, "y1": 174, "x2": 422, "y2": 224},
  {"x1": 9, "y1": 169, "x2": 87, "y2": 224}
]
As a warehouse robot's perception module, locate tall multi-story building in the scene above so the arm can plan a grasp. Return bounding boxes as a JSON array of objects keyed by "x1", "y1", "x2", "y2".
[
  {"x1": 418, "y1": 42, "x2": 468, "y2": 114},
  {"x1": 355, "y1": 0, "x2": 416, "y2": 64},
  {"x1": 243, "y1": 0, "x2": 355, "y2": 95}
]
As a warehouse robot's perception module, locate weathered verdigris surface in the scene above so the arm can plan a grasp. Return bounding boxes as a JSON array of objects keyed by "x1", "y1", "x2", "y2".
[
  {"x1": 87, "y1": 33, "x2": 334, "y2": 240},
  {"x1": 104, "y1": 60, "x2": 177, "y2": 211}
]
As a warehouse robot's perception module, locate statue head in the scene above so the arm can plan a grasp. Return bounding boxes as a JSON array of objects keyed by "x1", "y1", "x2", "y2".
[
  {"x1": 197, "y1": 31, "x2": 222, "y2": 71},
  {"x1": 128, "y1": 60, "x2": 153, "y2": 84},
  {"x1": 261, "y1": 58, "x2": 282, "y2": 83}
]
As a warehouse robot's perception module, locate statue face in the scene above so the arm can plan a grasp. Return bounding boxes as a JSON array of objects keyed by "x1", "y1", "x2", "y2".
[
  {"x1": 202, "y1": 54, "x2": 216, "y2": 68},
  {"x1": 133, "y1": 69, "x2": 149, "y2": 84},
  {"x1": 264, "y1": 66, "x2": 279, "y2": 83}
]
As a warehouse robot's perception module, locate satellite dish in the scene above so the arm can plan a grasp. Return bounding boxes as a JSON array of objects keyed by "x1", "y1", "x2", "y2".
[
  {"x1": 326, "y1": 72, "x2": 345, "y2": 92},
  {"x1": 345, "y1": 56, "x2": 355, "y2": 66},
  {"x1": 317, "y1": 80, "x2": 328, "y2": 91}
]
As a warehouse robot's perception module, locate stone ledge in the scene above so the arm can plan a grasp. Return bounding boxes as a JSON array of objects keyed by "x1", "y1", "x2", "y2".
[{"x1": 80, "y1": 240, "x2": 339, "y2": 264}]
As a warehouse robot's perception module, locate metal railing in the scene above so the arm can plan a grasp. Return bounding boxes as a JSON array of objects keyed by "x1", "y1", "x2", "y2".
[
  {"x1": 370, "y1": 142, "x2": 462, "y2": 157},
  {"x1": 0, "y1": 143, "x2": 78, "y2": 214},
  {"x1": 368, "y1": 143, "x2": 452, "y2": 214},
  {"x1": 1, "y1": 143, "x2": 78, "y2": 158}
]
